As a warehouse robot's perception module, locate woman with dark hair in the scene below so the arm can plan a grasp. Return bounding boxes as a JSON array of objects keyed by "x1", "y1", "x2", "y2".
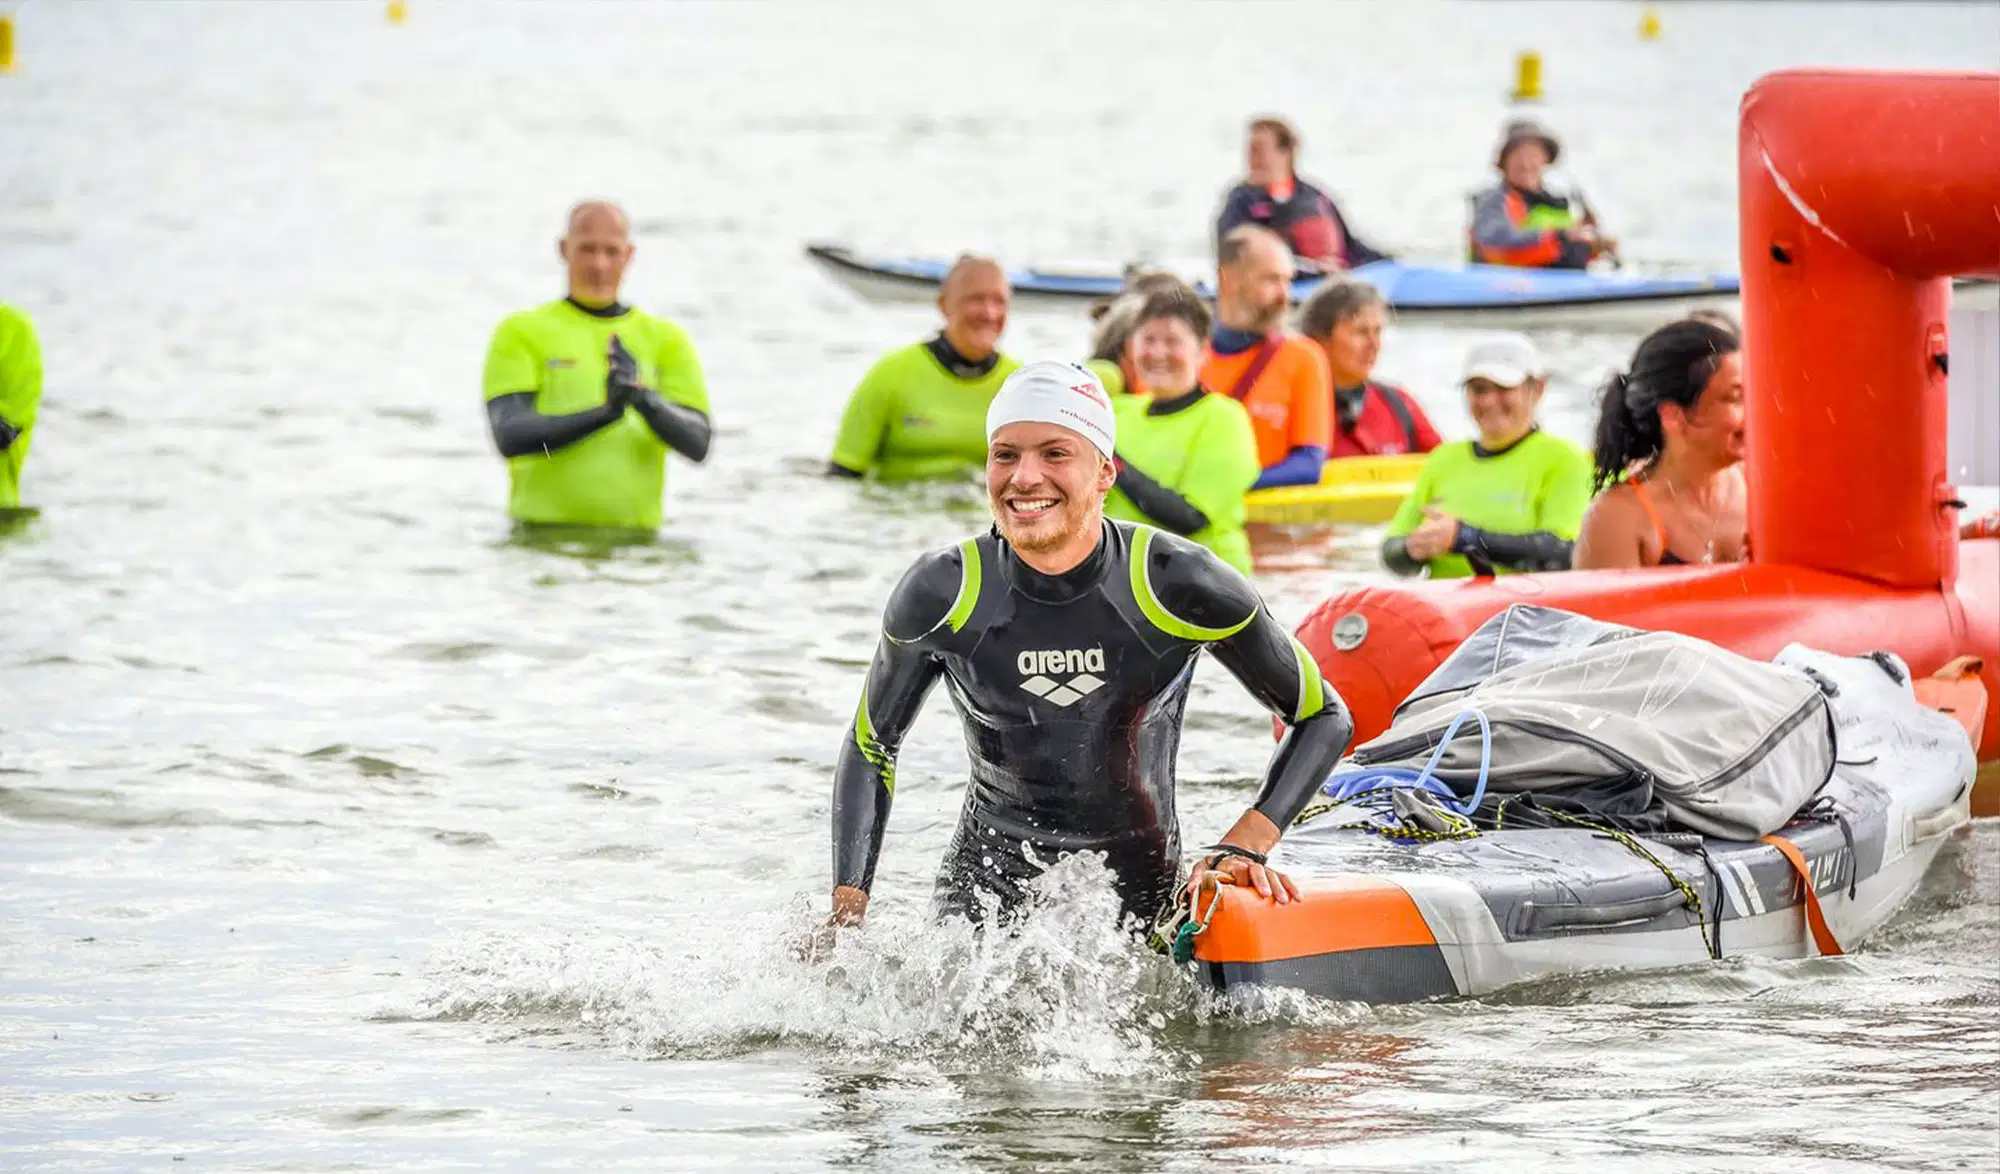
[
  {"x1": 1573, "y1": 319, "x2": 1747, "y2": 569},
  {"x1": 1099, "y1": 280, "x2": 1262, "y2": 575},
  {"x1": 1298, "y1": 280, "x2": 1443, "y2": 458}
]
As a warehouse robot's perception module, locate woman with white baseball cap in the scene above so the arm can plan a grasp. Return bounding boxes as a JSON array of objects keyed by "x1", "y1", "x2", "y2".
[{"x1": 1381, "y1": 332, "x2": 1592, "y2": 578}]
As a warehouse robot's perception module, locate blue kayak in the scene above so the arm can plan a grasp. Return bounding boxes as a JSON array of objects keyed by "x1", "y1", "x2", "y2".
[{"x1": 805, "y1": 242, "x2": 1745, "y2": 329}]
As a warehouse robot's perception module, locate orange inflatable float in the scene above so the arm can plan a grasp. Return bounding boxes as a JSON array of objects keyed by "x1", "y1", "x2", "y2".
[{"x1": 1295, "y1": 69, "x2": 2000, "y2": 812}]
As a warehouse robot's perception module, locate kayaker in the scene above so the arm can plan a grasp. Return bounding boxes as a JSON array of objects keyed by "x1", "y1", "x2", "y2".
[
  {"x1": 1297, "y1": 280, "x2": 1444, "y2": 458},
  {"x1": 1215, "y1": 117, "x2": 1389, "y2": 273},
  {"x1": 1574, "y1": 319, "x2": 1748, "y2": 569},
  {"x1": 1382, "y1": 333, "x2": 1591, "y2": 577},
  {"x1": 0, "y1": 302, "x2": 43, "y2": 511},
  {"x1": 1468, "y1": 120, "x2": 1617, "y2": 270},
  {"x1": 1100, "y1": 281, "x2": 1261, "y2": 576},
  {"x1": 481, "y1": 200, "x2": 713, "y2": 533},
  {"x1": 828, "y1": 255, "x2": 1019, "y2": 481},
  {"x1": 1202, "y1": 226, "x2": 1333, "y2": 490},
  {"x1": 823, "y1": 360, "x2": 1354, "y2": 935}
]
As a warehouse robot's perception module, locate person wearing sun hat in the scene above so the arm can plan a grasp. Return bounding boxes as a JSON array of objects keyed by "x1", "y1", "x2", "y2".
[
  {"x1": 1382, "y1": 332, "x2": 1592, "y2": 578},
  {"x1": 1468, "y1": 119, "x2": 1618, "y2": 270},
  {"x1": 815, "y1": 358, "x2": 1354, "y2": 948}
]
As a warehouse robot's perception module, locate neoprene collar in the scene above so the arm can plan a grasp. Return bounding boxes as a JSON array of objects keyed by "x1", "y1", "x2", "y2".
[
  {"x1": 1147, "y1": 386, "x2": 1207, "y2": 418},
  {"x1": 1209, "y1": 325, "x2": 1267, "y2": 357},
  {"x1": 993, "y1": 520, "x2": 1113, "y2": 604},
  {"x1": 926, "y1": 333, "x2": 1001, "y2": 380},
  {"x1": 1335, "y1": 383, "x2": 1368, "y2": 429},
  {"x1": 565, "y1": 296, "x2": 630, "y2": 319},
  {"x1": 1472, "y1": 425, "x2": 1541, "y2": 459}
]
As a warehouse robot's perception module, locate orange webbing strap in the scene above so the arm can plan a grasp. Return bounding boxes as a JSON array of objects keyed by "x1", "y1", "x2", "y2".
[{"x1": 1760, "y1": 834, "x2": 1844, "y2": 957}]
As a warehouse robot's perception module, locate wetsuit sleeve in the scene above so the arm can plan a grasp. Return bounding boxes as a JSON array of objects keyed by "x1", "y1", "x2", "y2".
[
  {"x1": 1113, "y1": 456, "x2": 1208, "y2": 536},
  {"x1": 831, "y1": 545, "x2": 965, "y2": 893},
  {"x1": 629, "y1": 392, "x2": 712, "y2": 462},
  {"x1": 1136, "y1": 532, "x2": 1355, "y2": 829},
  {"x1": 1471, "y1": 185, "x2": 1557, "y2": 254},
  {"x1": 485, "y1": 394, "x2": 623, "y2": 459},
  {"x1": 1450, "y1": 525, "x2": 1572, "y2": 573},
  {"x1": 1251, "y1": 445, "x2": 1327, "y2": 490},
  {"x1": 829, "y1": 355, "x2": 897, "y2": 476}
]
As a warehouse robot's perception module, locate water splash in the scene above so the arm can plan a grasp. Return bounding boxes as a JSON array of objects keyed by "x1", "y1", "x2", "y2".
[{"x1": 408, "y1": 854, "x2": 1352, "y2": 1080}]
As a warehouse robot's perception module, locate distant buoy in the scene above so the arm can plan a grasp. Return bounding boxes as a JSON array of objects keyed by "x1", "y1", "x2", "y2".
[
  {"x1": 0, "y1": 15, "x2": 16, "y2": 73},
  {"x1": 386, "y1": 0, "x2": 408, "y2": 24},
  {"x1": 1640, "y1": 9, "x2": 1662, "y2": 40},
  {"x1": 1511, "y1": 51, "x2": 1543, "y2": 103}
]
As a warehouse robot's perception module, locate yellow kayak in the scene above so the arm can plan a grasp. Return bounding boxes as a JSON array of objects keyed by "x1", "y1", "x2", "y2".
[{"x1": 1243, "y1": 454, "x2": 1426, "y2": 526}]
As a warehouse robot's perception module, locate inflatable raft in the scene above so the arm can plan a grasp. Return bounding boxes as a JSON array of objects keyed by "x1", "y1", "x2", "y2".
[
  {"x1": 1188, "y1": 614, "x2": 1983, "y2": 1004},
  {"x1": 1243, "y1": 453, "x2": 1423, "y2": 526},
  {"x1": 805, "y1": 243, "x2": 1747, "y2": 329}
]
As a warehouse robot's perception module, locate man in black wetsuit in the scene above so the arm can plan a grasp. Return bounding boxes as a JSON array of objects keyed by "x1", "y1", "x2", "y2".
[{"x1": 825, "y1": 359, "x2": 1355, "y2": 935}]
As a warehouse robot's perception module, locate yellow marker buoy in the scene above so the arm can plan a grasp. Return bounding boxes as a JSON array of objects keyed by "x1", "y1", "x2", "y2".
[
  {"x1": 386, "y1": 0, "x2": 408, "y2": 24},
  {"x1": 1640, "y1": 8, "x2": 1662, "y2": 40},
  {"x1": 1, "y1": 15, "x2": 16, "y2": 74},
  {"x1": 1511, "y1": 51, "x2": 1543, "y2": 103}
]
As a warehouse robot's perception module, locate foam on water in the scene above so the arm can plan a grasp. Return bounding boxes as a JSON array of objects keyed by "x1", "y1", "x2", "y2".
[{"x1": 408, "y1": 853, "x2": 1364, "y2": 1082}]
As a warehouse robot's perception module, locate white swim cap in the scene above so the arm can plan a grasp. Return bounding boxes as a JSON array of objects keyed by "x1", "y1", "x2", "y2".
[{"x1": 985, "y1": 360, "x2": 1116, "y2": 461}]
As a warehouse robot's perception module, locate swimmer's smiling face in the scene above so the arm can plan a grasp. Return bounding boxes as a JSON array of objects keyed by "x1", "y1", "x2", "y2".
[{"x1": 987, "y1": 422, "x2": 1113, "y2": 559}]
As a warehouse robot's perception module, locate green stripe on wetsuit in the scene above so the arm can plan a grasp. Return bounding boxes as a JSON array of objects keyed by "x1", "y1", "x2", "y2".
[{"x1": 828, "y1": 521, "x2": 1355, "y2": 917}]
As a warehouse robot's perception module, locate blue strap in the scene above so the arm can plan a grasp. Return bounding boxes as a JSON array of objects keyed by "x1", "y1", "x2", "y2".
[{"x1": 1323, "y1": 709, "x2": 1492, "y2": 816}]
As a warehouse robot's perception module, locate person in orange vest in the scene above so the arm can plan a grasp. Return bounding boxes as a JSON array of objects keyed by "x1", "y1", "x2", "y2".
[
  {"x1": 1215, "y1": 117, "x2": 1389, "y2": 274},
  {"x1": 1200, "y1": 226, "x2": 1333, "y2": 489},
  {"x1": 1297, "y1": 280, "x2": 1443, "y2": 459},
  {"x1": 1468, "y1": 121, "x2": 1617, "y2": 270}
]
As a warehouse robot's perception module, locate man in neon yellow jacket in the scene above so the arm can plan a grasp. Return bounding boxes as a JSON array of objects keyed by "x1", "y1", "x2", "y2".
[
  {"x1": 481, "y1": 201, "x2": 713, "y2": 532},
  {"x1": 0, "y1": 303, "x2": 42, "y2": 511},
  {"x1": 827, "y1": 255, "x2": 1020, "y2": 482}
]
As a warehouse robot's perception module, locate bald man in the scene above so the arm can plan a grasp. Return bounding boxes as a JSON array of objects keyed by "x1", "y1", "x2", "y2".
[
  {"x1": 827, "y1": 255, "x2": 1021, "y2": 481},
  {"x1": 481, "y1": 201, "x2": 713, "y2": 532}
]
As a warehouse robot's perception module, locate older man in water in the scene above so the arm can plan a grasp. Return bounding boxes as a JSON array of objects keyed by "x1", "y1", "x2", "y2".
[
  {"x1": 824, "y1": 359, "x2": 1354, "y2": 938},
  {"x1": 481, "y1": 200, "x2": 713, "y2": 532},
  {"x1": 828, "y1": 255, "x2": 1020, "y2": 481}
]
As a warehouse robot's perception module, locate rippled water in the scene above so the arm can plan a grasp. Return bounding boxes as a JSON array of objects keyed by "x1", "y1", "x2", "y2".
[{"x1": 3, "y1": 2, "x2": 1997, "y2": 1170}]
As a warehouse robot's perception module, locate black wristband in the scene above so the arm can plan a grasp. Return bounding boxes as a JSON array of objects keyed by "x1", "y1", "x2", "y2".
[{"x1": 1200, "y1": 843, "x2": 1268, "y2": 867}]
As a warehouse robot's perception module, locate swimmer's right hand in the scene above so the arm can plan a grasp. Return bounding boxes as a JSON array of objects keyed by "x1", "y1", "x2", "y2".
[{"x1": 795, "y1": 886, "x2": 871, "y2": 963}]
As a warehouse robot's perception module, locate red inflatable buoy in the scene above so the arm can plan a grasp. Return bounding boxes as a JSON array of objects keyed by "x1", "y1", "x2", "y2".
[{"x1": 1298, "y1": 69, "x2": 2000, "y2": 806}]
